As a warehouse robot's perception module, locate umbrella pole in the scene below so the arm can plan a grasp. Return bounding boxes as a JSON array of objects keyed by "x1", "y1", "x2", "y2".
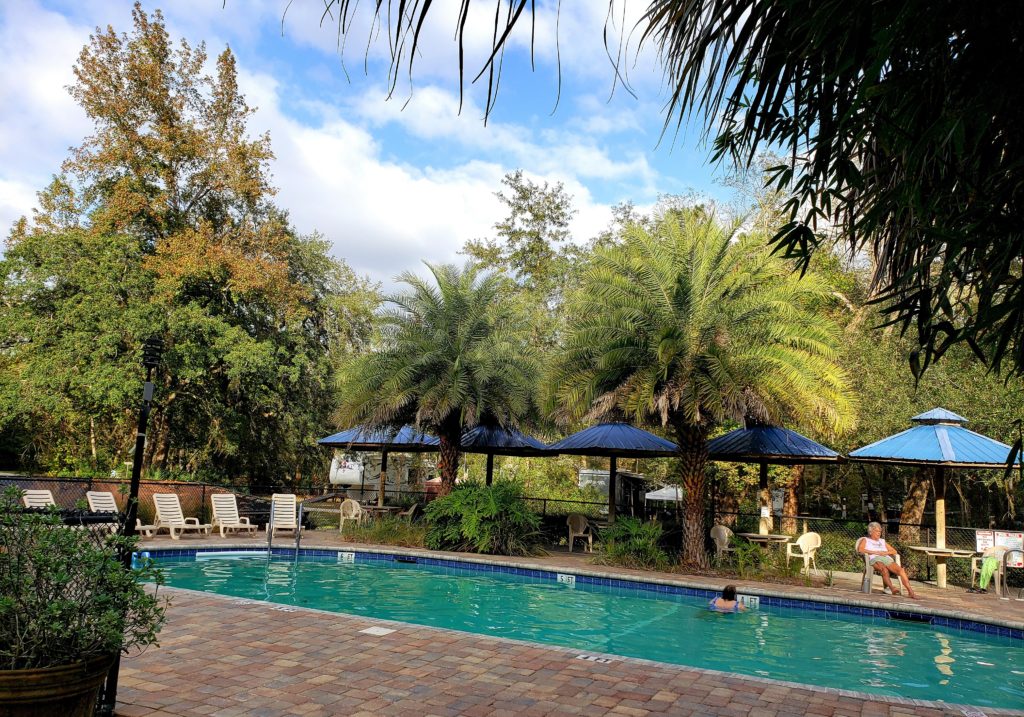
[
  {"x1": 379, "y1": 451, "x2": 388, "y2": 507},
  {"x1": 934, "y1": 465, "x2": 947, "y2": 587},
  {"x1": 758, "y1": 462, "x2": 771, "y2": 534},
  {"x1": 608, "y1": 456, "x2": 617, "y2": 523},
  {"x1": 486, "y1": 454, "x2": 494, "y2": 486}
]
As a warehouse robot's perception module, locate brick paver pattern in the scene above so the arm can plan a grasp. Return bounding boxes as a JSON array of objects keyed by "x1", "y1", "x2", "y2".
[{"x1": 115, "y1": 587, "x2": 1015, "y2": 717}]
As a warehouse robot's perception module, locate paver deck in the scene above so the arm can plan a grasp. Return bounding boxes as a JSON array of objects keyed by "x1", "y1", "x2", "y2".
[
  {"x1": 116, "y1": 585, "x2": 1021, "y2": 717},
  {"x1": 124, "y1": 532, "x2": 1024, "y2": 715}
]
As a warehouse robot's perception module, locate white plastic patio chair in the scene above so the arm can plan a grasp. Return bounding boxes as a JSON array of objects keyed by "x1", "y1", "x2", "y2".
[
  {"x1": 339, "y1": 498, "x2": 363, "y2": 533},
  {"x1": 786, "y1": 532, "x2": 821, "y2": 574},
  {"x1": 567, "y1": 514, "x2": 593, "y2": 553},
  {"x1": 267, "y1": 493, "x2": 298, "y2": 538},
  {"x1": 152, "y1": 493, "x2": 212, "y2": 540},
  {"x1": 210, "y1": 493, "x2": 259, "y2": 538},
  {"x1": 710, "y1": 524, "x2": 736, "y2": 559},
  {"x1": 21, "y1": 489, "x2": 56, "y2": 508},
  {"x1": 860, "y1": 550, "x2": 901, "y2": 593},
  {"x1": 970, "y1": 545, "x2": 1008, "y2": 594}
]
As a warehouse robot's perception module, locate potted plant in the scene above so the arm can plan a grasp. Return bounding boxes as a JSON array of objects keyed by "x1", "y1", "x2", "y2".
[{"x1": 0, "y1": 487, "x2": 166, "y2": 716}]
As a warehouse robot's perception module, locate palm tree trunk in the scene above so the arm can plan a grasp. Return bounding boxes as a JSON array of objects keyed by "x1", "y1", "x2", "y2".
[
  {"x1": 436, "y1": 433, "x2": 462, "y2": 494},
  {"x1": 898, "y1": 467, "x2": 930, "y2": 544},
  {"x1": 674, "y1": 422, "x2": 709, "y2": 567},
  {"x1": 781, "y1": 465, "x2": 803, "y2": 534}
]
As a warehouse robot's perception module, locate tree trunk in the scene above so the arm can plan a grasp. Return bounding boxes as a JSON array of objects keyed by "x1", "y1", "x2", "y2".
[
  {"x1": 781, "y1": 465, "x2": 802, "y2": 534},
  {"x1": 436, "y1": 433, "x2": 462, "y2": 495},
  {"x1": 898, "y1": 467, "x2": 930, "y2": 544},
  {"x1": 673, "y1": 421, "x2": 709, "y2": 568}
]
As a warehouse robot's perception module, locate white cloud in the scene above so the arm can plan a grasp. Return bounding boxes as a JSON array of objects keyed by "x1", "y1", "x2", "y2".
[{"x1": 0, "y1": 2, "x2": 92, "y2": 233}]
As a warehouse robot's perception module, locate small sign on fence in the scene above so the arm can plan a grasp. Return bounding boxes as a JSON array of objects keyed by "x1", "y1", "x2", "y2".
[{"x1": 975, "y1": 531, "x2": 1024, "y2": 567}]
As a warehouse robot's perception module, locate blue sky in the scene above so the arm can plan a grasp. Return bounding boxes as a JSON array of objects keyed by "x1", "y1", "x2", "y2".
[{"x1": 0, "y1": 1, "x2": 730, "y2": 286}]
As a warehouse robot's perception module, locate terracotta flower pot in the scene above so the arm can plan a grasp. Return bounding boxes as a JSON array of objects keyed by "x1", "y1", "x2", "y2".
[{"x1": 0, "y1": 655, "x2": 115, "y2": 717}]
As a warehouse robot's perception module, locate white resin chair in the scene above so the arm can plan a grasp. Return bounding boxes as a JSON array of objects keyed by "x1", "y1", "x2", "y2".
[
  {"x1": 970, "y1": 546, "x2": 1008, "y2": 594},
  {"x1": 21, "y1": 489, "x2": 56, "y2": 508},
  {"x1": 710, "y1": 525, "x2": 736, "y2": 559},
  {"x1": 210, "y1": 493, "x2": 259, "y2": 538},
  {"x1": 567, "y1": 514, "x2": 593, "y2": 553},
  {"x1": 152, "y1": 493, "x2": 212, "y2": 540},
  {"x1": 267, "y1": 493, "x2": 298, "y2": 538},
  {"x1": 786, "y1": 532, "x2": 821, "y2": 574},
  {"x1": 339, "y1": 498, "x2": 363, "y2": 533},
  {"x1": 860, "y1": 550, "x2": 901, "y2": 593}
]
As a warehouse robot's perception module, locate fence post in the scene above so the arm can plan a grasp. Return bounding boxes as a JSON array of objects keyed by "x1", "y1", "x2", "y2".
[{"x1": 201, "y1": 484, "x2": 207, "y2": 521}]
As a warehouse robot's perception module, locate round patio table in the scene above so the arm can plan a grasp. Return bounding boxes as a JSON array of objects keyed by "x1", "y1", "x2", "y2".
[{"x1": 737, "y1": 533, "x2": 791, "y2": 547}]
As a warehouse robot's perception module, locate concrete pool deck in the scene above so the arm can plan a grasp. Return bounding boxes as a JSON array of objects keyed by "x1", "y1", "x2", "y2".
[{"x1": 116, "y1": 533, "x2": 1024, "y2": 716}]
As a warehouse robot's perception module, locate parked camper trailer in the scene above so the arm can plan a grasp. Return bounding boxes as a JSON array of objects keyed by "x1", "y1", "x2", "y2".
[{"x1": 328, "y1": 450, "x2": 436, "y2": 495}]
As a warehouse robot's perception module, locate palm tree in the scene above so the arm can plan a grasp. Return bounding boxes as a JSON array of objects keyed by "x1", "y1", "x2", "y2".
[
  {"x1": 550, "y1": 209, "x2": 854, "y2": 566},
  {"x1": 337, "y1": 262, "x2": 537, "y2": 492}
]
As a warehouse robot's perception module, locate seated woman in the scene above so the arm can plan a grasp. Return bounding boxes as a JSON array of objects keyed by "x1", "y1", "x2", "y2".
[
  {"x1": 708, "y1": 584, "x2": 748, "y2": 613},
  {"x1": 857, "y1": 521, "x2": 918, "y2": 599}
]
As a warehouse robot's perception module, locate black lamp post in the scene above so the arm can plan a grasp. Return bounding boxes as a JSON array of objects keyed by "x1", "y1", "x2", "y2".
[{"x1": 99, "y1": 337, "x2": 163, "y2": 715}]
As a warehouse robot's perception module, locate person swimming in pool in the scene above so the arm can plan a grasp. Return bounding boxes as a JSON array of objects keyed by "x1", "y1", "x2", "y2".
[
  {"x1": 708, "y1": 585, "x2": 747, "y2": 612},
  {"x1": 857, "y1": 521, "x2": 918, "y2": 599}
]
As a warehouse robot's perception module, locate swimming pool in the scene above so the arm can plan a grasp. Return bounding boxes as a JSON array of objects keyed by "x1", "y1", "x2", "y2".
[{"x1": 149, "y1": 549, "x2": 1024, "y2": 709}]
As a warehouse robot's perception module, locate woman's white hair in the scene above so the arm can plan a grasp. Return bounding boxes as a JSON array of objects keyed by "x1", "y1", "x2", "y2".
[{"x1": 867, "y1": 521, "x2": 882, "y2": 532}]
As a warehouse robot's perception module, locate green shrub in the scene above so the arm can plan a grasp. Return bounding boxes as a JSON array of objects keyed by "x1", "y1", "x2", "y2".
[
  {"x1": 0, "y1": 487, "x2": 166, "y2": 670},
  {"x1": 343, "y1": 515, "x2": 426, "y2": 548},
  {"x1": 424, "y1": 481, "x2": 543, "y2": 555},
  {"x1": 594, "y1": 517, "x2": 670, "y2": 571}
]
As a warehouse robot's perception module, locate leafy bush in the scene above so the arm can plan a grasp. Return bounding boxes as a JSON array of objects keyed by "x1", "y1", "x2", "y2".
[
  {"x1": 0, "y1": 487, "x2": 166, "y2": 670},
  {"x1": 594, "y1": 517, "x2": 670, "y2": 571},
  {"x1": 425, "y1": 481, "x2": 543, "y2": 555},
  {"x1": 342, "y1": 515, "x2": 426, "y2": 548}
]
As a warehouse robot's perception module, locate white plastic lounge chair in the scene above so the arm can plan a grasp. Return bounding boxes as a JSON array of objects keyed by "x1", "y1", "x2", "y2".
[
  {"x1": 21, "y1": 489, "x2": 56, "y2": 508},
  {"x1": 267, "y1": 493, "x2": 298, "y2": 537},
  {"x1": 135, "y1": 519, "x2": 159, "y2": 538},
  {"x1": 567, "y1": 514, "x2": 593, "y2": 553},
  {"x1": 84, "y1": 490, "x2": 121, "y2": 534},
  {"x1": 786, "y1": 532, "x2": 821, "y2": 574},
  {"x1": 152, "y1": 493, "x2": 211, "y2": 540},
  {"x1": 210, "y1": 493, "x2": 259, "y2": 538},
  {"x1": 339, "y1": 498, "x2": 363, "y2": 533},
  {"x1": 710, "y1": 524, "x2": 736, "y2": 559},
  {"x1": 860, "y1": 550, "x2": 901, "y2": 594}
]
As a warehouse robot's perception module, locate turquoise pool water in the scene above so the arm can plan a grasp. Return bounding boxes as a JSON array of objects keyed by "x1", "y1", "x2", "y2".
[{"x1": 152, "y1": 553, "x2": 1024, "y2": 709}]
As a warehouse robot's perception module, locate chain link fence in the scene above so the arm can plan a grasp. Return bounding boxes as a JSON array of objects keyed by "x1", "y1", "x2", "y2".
[{"x1": 4, "y1": 476, "x2": 1020, "y2": 591}]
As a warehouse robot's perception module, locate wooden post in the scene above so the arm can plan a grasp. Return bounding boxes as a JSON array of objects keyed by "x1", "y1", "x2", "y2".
[
  {"x1": 608, "y1": 456, "x2": 617, "y2": 523},
  {"x1": 934, "y1": 465, "x2": 947, "y2": 588},
  {"x1": 486, "y1": 454, "x2": 494, "y2": 486},
  {"x1": 758, "y1": 461, "x2": 772, "y2": 534},
  {"x1": 379, "y1": 451, "x2": 388, "y2": 507}
]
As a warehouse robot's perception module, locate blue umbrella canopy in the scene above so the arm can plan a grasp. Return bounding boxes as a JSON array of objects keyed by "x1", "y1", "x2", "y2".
[
  {"x1": 707, "y1": 425, "x2": 840, "y2": 465},
  {"x1": 318, "y1": 425, "x2": 439, "y2": 453},
  {"x1": 547, "y1": 422, "x2": 678, "y2": 457},
  {"x1": 849, "y1": 408, "x2": 1019, "y2": 468},
  {"x1": 460, "y1": 425, "x2": 549, "y2": 457}
]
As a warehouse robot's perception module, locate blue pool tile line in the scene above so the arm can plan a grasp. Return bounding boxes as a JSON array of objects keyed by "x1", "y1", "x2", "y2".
[{"x1": 143, "y1": 546, "x2": 1024, "y2": 642}]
